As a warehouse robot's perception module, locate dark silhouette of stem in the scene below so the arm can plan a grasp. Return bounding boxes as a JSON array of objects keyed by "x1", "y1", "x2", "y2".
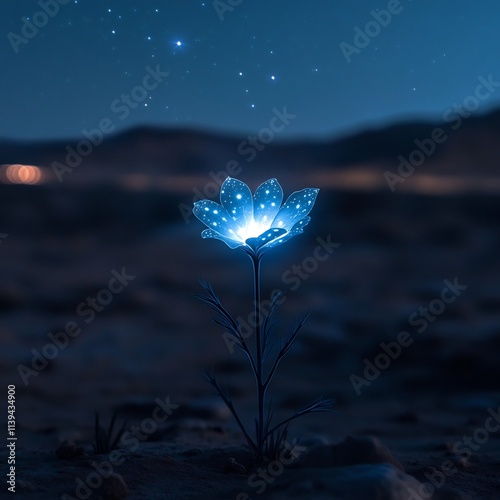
[{"x1": 250, "y1": 253, "x2": 266, "y2": 463}]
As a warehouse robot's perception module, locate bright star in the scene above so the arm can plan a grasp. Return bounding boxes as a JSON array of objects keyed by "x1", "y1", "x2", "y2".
[{"x1": 176, "y1": 40, "x2": 182, "y2": 46}]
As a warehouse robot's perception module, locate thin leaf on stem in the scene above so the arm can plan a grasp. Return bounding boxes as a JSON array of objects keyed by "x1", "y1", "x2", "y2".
[
  {"x1": 197, "y1": 280, "x2": 257, "y2": 376},
  {"x1": 264, "y1": 311, "x2": 310, "y2": 388},
  {"x1": 203, "y1": 369, "x2": 257, "y2": 453},
  {"x1": 265, "y1": 397, "x2": 336, "y2": 440},
  {"x1": 262, "y1": 290, "x2": 285, "y2": 350}
]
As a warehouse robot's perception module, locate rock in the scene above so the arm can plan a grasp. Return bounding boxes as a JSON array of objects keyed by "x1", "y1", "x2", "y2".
[
  {"x1": 266, "y1": 464, "x2": 428, "y2": 499},
  {"x1": 296, "y1": 434, "x2": 330, "y2": 448},
  {"x1": 56, "y1": 440, "x2": 85, "y2": 459},
  {"x1": 99, "y1": 473, "x2": 128, "y2": 499},
  {"x1": 301, "y1": 435, "x2": 404, "y2": 471},
  {"x1": 451, "y1": 455, "x2": 471, "y2": 471},
  {"x1": 179, "y1": 397, "x2": 232, "y2": 420},
  {"x1": 224, "y1": 457, "x2": 247, "y2": 474}
]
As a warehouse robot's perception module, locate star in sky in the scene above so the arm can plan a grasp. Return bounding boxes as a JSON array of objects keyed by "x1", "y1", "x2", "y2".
[{"x1": 2, "y1": 1, "x2": 500, "y2": 140}]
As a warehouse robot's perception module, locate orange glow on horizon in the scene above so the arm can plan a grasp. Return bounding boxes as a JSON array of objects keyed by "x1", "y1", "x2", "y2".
[{"x1": 2, "y1": 164, "x2": 43, "y2": 185}]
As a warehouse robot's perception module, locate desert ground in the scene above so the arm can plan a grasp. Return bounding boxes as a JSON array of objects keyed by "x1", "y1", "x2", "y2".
[{"x1": 1, "y1": 122, "x2": 499, "y2": 498}]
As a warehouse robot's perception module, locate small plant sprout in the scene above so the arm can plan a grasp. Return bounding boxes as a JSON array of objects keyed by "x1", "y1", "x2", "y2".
[
  {"x1": 93, "y1": 410, "x2": 127, "y2": 455},
  {"x1": 193, "y1": 177, "x2": 335, "y2": 464}
]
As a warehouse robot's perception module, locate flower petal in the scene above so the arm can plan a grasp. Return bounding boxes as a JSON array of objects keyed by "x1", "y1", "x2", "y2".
[
  {"x1": 193, "y1": 200, "x2": 237, "y2": 238},
  {"x1": 264, "y1": 216, "x2": 311, "y2": 250},
  {"x1": 201, "y1": 228, "x2": 243, "y2": 249},
  {"x1": 253, "y1": 178, "x2": 283, "y2": 227},
  {"x1": 271, "y1": 188, "x2": 319, "y2": 231},
  {"x1": 220, "y1": 177, "x2": 253, "y2": 229},
  {"x1": 245, "y1": 227, "x2": 287, "y2": 251}
]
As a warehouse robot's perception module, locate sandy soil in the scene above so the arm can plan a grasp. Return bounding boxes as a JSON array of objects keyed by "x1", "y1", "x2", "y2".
[{"x1": 0, "y1": 182, "x2": 499, "y2": 499}]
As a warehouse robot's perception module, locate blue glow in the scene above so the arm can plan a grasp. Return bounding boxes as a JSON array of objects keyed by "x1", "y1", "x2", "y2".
[
  {"x1": 253, "y1": 178, "x2": 283, "y2": 227},
  {"x1": 220, "y1": 178, "x2": 253, "y2": 233},
  {"x1": 193, "y1": 177, "x2": 319, "y2": 253},
  {"x1": 271, "y1": 188, "x2": 319, "y2": 231}
]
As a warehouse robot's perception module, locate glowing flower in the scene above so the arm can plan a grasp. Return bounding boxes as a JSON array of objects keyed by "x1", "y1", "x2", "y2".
[
  {"x1": 194, "y1": 177, "x2": 333, "y2": 462},
  {"x1": 193, "y1": 177, "x2": 319, "y2": 254}
]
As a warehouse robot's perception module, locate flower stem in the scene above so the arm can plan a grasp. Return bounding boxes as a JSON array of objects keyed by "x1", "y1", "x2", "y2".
[{"x1": 251, "y1": 253, "x2": 265, "y2": 462}]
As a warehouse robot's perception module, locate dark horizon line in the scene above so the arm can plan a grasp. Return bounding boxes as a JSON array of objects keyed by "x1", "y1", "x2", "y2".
[{"x1": 2, "y1": 105, "x2": 500, "y2": 148}]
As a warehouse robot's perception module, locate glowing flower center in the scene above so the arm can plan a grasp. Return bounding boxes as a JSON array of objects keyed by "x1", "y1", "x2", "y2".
[{"x1": 235, "y1": 218, "x2": 270, "y2": 241}]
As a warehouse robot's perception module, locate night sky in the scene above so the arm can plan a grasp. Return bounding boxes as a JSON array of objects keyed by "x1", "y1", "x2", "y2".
[{"x1": 1, "y1": 0, "x2": 500, "y2": 141}]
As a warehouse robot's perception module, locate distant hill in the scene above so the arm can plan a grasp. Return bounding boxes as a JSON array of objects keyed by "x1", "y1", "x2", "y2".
[{"x1": 1, "y1": 109, "x2": 500, "y2": 181}]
